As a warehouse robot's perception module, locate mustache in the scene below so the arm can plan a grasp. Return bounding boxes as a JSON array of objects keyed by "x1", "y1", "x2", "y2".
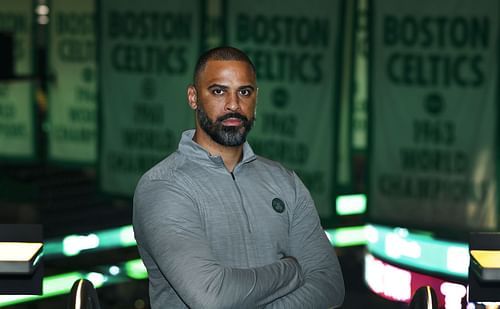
[{"x1": 216, "y1": 112, "x2": 249, "y2": 123}]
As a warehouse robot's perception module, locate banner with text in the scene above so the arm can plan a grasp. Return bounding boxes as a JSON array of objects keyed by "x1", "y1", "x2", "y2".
[
  {"x1": 99, "y1": 0, "x2": 201, "y2": 195},
  {"x1": 226, "y1": 0, "x2": 342, "y2": 218},
  {"x1": 0, "y1": 1, "x2": 35, "y2": 160},
  {"x1": 48, "y1": 0, "x2": 96, "y2": 164},
  {"x1": 369, "y1": 0, "x2": 499, "y2": 231}
]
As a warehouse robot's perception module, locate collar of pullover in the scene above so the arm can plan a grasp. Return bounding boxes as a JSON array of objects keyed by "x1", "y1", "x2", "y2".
[{"x1": 178, "y1": 129, "x2": 257, "y2": 168}]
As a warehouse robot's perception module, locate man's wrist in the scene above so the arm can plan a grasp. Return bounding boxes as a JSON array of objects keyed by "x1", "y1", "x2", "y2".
[{"x1": 281, "y1": 256, "x2": 304, "y2": 285}]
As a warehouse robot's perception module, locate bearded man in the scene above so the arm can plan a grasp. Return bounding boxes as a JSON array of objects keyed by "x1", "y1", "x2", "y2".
[{"x1": 133, "y1": 46, "x2": 344, "y2": 309}]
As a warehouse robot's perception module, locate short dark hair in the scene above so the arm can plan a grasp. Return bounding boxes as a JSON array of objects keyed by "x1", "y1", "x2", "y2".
[{"x1": 193, "y1": 46, "x2": 256, "y2": 85}]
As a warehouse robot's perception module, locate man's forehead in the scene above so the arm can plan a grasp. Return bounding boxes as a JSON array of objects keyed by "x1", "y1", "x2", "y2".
[
  {"x1": 203, "y1": 59, "x2": 254, "y2": 72},
  {"x1": 199, "y1": 60, "x2": 256, "y2": 84}
]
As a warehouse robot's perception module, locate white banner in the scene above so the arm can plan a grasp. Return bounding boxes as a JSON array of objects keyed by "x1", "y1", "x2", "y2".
[
  {"x1": 369, "y1": 0, "x2": 499, "y2": 230},
  {"x1": 226, "y1": 0, "x2": 342, "y2": 218},
  {"x1": 47, "y1": 0, "x2": 96, "y2": 164},
  {"x1": 0, "y1": 1, "x2": 35, "y2": 160},
  {"x1": 99, "y1": 0, "x2": 201, "y2": 195}
]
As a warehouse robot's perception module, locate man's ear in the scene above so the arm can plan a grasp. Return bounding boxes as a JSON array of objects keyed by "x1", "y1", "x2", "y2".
[{"x1": 187, "y1": 85, "x2": 198, "y2": 110}]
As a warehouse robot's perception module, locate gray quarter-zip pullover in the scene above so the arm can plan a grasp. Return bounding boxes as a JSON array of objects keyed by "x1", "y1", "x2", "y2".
[{"x1": 133, "y1": 129, "x2": 344, "y2": 308}]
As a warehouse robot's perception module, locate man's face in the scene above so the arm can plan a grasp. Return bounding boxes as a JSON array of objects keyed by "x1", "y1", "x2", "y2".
[{"x1": 190, "y1": 60, "x2": 257, "y2": 146}]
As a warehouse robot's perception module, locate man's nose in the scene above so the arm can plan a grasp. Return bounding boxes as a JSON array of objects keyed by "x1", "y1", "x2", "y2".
[{"x1": 225, "y1": 92, "x2": 240, "y2": 111}]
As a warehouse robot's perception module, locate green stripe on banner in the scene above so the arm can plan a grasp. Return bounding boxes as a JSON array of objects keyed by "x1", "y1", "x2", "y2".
[
  {"x1": 351, "y1": 0, "x2": 369, "y2": 152},
  {"x1": 98, "y1": 0, "x2": 202, "y2": 196},
  {"x1": 0, "y1": 0, "x2": 36, "y2": 160},
  {"x1": 47, "y1": 0, "x2": 97, "y2": 165},
  {"x1": 224, "y1": 0, "x2": 343, "y2": 220}
]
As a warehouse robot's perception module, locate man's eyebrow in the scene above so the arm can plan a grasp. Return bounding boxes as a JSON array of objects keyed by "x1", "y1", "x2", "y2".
[
  {"x1": 207, "y1": 84, "x2": 256, "y2": 91},
  {"x1": 238, "y1": 85, "x2": 256, "y2": 91},
  {"x1": 207, "y1": 83, "x2": 228, "y2": 90}
]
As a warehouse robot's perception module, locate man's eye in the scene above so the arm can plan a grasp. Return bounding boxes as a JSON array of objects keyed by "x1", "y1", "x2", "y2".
[
  {"x1": 212, "y1": 88, "x2": 224, "y2": 95},
  {"x1": 239, "y1": 89, "x2": 251, "y2": 96}
]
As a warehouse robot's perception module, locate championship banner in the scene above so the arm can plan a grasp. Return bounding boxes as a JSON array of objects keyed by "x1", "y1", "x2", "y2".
[
  {"x1": 98, "y1": 0, "x2": 201, "y2": 195},
  {"x1": 225, "y1": 0, "x2": 342, "y2": 218},
  {"x1": 47, "y1": 0, "x2": 96, "y2": 164},
  {"x1": 369, "y1": 0, "x2": 499, "y2": 230},
  {"x1": 0, "y1": 1, "x2": 35, "y2": 160}
]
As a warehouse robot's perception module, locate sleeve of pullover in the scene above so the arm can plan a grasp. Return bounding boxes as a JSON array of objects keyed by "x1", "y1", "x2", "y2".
[
  {"x1": 266, "y1": 173, "x2": 345, "y2": 309},
  {"x1": 133, "y1": 177, "x2": 304, "y2": 309}
]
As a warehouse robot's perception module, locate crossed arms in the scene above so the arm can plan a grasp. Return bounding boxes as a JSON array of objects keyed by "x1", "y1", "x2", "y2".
[{"x1": 133, "y1": 175, "x2": 344, "y2": 308}]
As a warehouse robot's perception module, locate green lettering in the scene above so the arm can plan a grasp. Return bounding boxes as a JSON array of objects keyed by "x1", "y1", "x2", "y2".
[
  {"x1": 382, "y1": 15, "x2": 490, "y2": 49},
  {"x1": 133, "y1": 103, "x2": 164, "y2": 125},
  {"x1": 236, "y1": 14, "x2": 328, "y2": 47},
  {"x1": 56, "y1": 13, "x2": 94, "y2": 35},
  {"x1": 108, "y1": 11, "x2": 192, "y2": 41},
  {"x1": 261, "y1": 113, "x2": 297, "y2": 137},
  {"x1": 58, "y1": 39, "x2": 94, "y2": 62},
  {"x1": 111, "y1": 44, "x2": 187, "y2": 74}
]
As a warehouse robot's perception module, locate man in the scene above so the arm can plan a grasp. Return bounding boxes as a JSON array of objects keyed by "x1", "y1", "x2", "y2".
[{"x1": 133, "y1": 46, "x2": 344, "y2": 308}]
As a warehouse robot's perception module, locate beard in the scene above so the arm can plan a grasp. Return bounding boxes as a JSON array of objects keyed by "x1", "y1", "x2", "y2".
[{"x1": 196, "y1": 105, "x2": 255, "y2": 146}]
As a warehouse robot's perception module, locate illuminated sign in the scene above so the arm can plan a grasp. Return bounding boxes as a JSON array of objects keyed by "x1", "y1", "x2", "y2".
[
  {"x1": 364, "y1": 253, "x2": 468, "y2": 308},
  {"x1": 336, "y1": 194, "x2": 367, "y2": 215},
  {"x1": 366, "y1": 224, "x2": 469, "y2": 278},
  {"x1": 62, "y1": 234, "x2": 99, "y2": 256}
]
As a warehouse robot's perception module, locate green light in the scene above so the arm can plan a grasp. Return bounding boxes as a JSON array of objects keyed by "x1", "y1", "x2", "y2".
[
  {"x1": 43, "y1": 272, "x2": 83, "y2": 295},
  {"x1": 366, "y1": 224, "x2": 468, "y2": 278},
  {"x1": 63, "y1": 234, "x2": 99, "y2": 256},
  {"x1": 119, "y1": 225, "x2": 136, "y2": 246},
  {"x1": 46, "y1": 226, "x2": 137, "y2": 259},
  {"x1": 125, "y1": 259, "x2": 148, "y2": 280},
  {"x1": 0, "y1": 267, "x2": 132, "y2": 307},
  {"x1": 325, "y1": 225, "x2": 366, "y2": 247},
  {"x1": 336, "y1": 194, "x2": 366, "y2": 215},
  {"x1": 43, "y1": 241, "x2": 63, "y2": 257},
  {"x1": 85, "y1": 272, "x2": 106, "y2": 288},
  {"x1": 97, "y1": 225, "x2": 133, "y2": 248}
]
